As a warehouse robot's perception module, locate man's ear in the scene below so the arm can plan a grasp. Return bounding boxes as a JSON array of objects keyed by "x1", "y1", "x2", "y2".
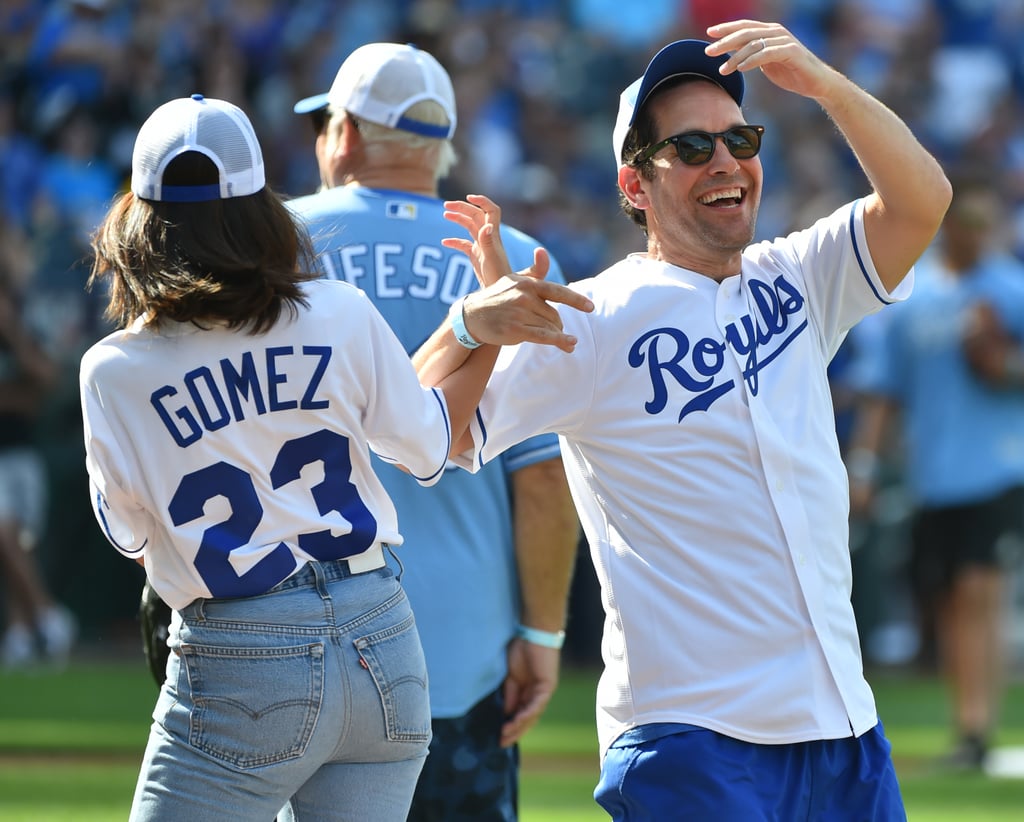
[
  {"x1": 618, "y1": 165, "x2": 649, "y2": 211},
  {"x1": 320, "y1": 114, "x2": 361, "y2": 188},
  {"x1": 340, "y1": 114, "x2": 362, "y2": 152}
]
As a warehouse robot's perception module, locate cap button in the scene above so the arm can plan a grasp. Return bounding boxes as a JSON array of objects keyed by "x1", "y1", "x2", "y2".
[{"x1": 191, "y1": 93, "x2": 204, "y2": 102}]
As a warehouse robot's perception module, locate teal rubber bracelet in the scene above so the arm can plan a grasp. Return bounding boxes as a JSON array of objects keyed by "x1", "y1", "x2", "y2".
[
  {"x1": 449, "y1": 295, "x2": 482, "y2": 350},
  {"x1": 516, "y1": 624, "x2": 566, "y2": 649}
]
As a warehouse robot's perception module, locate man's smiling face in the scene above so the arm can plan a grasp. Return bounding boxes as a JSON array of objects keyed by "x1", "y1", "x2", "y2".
[{"x1": 631, "y1": 79, "x2": 763, "y2": 277}]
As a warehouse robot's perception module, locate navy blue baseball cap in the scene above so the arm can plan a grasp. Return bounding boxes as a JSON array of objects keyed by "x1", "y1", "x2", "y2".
[{"x1": 613, "y1": 39, "x2": 745, "y2": 166}]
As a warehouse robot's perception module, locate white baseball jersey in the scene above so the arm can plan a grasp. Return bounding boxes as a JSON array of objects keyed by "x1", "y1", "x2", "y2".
[
  {"x1": 454, "y1": 199, "x2": 913, "y2": 757},
  {"x1": 80, "y1": 279, "x2": 452, "y2": 610}
]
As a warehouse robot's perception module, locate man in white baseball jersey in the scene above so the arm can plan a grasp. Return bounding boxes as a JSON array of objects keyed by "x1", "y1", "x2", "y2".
[
  {"x1": 78, "y1": 93, "x2": 590, "y2": 822},
  {"x1": 420, "y1": 19, "x2": 952, "y2": 821},
  {"x1": 287, "y1": 43, "x2": 580, "y2": 821}
]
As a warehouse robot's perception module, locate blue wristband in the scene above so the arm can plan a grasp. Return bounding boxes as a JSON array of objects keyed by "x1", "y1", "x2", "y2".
[
  {"x1": 516, "y1": 624, "x2": 566, "y2": 649},
  {"x1": 449, "y1": 296, "x2": 482, "y2": 350}
]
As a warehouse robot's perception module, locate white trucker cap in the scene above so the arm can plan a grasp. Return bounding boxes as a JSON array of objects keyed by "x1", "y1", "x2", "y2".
[
  {"x1": 293, "y1": 43, "x2": 456, "y2": 139},
  {"x1": 131, "y1": 94, "x2": 266, "y2": 202}
]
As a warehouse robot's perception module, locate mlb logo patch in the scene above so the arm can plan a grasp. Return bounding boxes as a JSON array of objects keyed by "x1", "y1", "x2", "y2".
[{"x1": 386, "y1": 201, "x2": 417, "y2": 220}]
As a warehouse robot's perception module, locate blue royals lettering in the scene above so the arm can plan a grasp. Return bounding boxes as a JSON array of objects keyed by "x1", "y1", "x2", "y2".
[{"x1": 627, "y1": 275, "x2": 806, "y2": 421}]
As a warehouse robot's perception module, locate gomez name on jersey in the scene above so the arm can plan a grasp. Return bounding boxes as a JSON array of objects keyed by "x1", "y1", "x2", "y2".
[{"x1": 151, "y1": 345, "x2": 332, "y2": 448}]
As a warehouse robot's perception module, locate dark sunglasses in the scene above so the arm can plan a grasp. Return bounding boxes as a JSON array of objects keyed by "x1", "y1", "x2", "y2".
[
  {"x1": 634, "y1": 125, "x2": 765, "y2": 166},
  {"x1": 308, "y1": 108, "x2": 328, "y2": 137}
]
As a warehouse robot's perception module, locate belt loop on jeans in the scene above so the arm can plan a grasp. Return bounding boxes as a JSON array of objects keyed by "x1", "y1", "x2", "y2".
[{"x1": 311, "y1": 558, "x2": 330, "y2": 599}]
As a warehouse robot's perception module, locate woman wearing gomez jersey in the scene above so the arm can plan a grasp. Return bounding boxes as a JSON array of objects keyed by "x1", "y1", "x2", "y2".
[{"x1": 79, "y1": 94, "x2": 589, "y2": 822}]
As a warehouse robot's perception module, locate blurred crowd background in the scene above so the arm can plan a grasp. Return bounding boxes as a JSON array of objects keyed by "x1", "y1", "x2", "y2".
[{"x1": 3, "y1": 0, "x2": 1024, "y2": 669}]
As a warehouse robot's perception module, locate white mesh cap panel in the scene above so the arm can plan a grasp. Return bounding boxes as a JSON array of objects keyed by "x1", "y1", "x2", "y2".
[
  {"x1": 131, "y1": 95, "x2": 266, "y2": 202},
  {"x1": 193, "y1": 102, "x2": 265, "y2": 198}
]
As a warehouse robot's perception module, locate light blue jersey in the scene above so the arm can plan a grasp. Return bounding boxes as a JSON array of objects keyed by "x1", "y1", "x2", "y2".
[
  {"x1": 288, "y1": 186, "x2": 564, "y2": 717},
  {"x1": 856, "y1": 248, "x2": 1024, "y2": 506}
]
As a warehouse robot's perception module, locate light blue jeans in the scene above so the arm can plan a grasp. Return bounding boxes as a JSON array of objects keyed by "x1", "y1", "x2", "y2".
[{"x1": 130, "y1": 560, "x2": 431, "y2": 822}]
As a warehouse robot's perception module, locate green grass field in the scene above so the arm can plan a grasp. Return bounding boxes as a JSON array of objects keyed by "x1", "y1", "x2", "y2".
[{"x1": 1, "y1": 660, "x2": 1023, "y2": 820}]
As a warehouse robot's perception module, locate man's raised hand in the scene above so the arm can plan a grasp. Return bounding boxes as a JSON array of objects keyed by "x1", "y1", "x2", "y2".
[
  {"x1": 444, "y1": 194, "x2": 593, "y2": 353},
  {"x1": 443, "y1": 194, "x2": 512, "y2": 288}
]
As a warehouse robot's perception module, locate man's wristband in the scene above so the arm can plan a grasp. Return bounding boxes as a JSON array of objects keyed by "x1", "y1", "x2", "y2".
[
  {"x1": 516, "y1": 624, "x2": 566, "y2": 649},
  {"x1": 846, "y1": 448, "x2": 879, "y2": 485},
  {"x1": 448, "y1": 295, "x2": 482, "y2": 350}
]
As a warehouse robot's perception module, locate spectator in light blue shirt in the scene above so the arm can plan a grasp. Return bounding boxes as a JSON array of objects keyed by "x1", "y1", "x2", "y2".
[
  {"x1": 849, "y1": 170, "x2": 1024, "y2": 770},
  {"x1": 287, "y1": 43, "x2": 580, "y2": 822}
]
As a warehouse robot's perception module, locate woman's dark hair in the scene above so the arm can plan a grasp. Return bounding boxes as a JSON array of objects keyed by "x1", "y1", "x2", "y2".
[{"x1": 89, "y1": 151, "x2": 316, "y2": 333}]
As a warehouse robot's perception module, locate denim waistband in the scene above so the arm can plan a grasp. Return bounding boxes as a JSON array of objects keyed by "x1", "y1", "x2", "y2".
[{"x1": 174, "y1": 544, "x2": 391, "y2": 625}]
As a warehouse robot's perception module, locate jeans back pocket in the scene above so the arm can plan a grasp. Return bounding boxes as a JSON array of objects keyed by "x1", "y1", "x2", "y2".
[
  {"x1": 354, "y1": 613, "x2": 430, "y2": 743},
  {"x1": 181, "y1": 641, "x2": 325, "y2": 769}
]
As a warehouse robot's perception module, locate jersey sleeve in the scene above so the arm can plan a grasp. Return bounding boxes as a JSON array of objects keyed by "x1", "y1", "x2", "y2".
[
  {"x1": 500, "y1": 433, "x2": 562, "y2": 474},
  {"x1": 79, "y1": 361, "x2": 156, "y2": 558},
  {"x1": 765, "y1": 198, "x2": 915, "y2": 361},
  {"x1": 356, "y1": 293, "x2": 452, "y2": 486}
]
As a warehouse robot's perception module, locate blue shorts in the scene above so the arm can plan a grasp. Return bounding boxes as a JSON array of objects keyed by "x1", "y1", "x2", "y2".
[{"x1": 595, "y1": 722, "x2": 906, "y2": 821}]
